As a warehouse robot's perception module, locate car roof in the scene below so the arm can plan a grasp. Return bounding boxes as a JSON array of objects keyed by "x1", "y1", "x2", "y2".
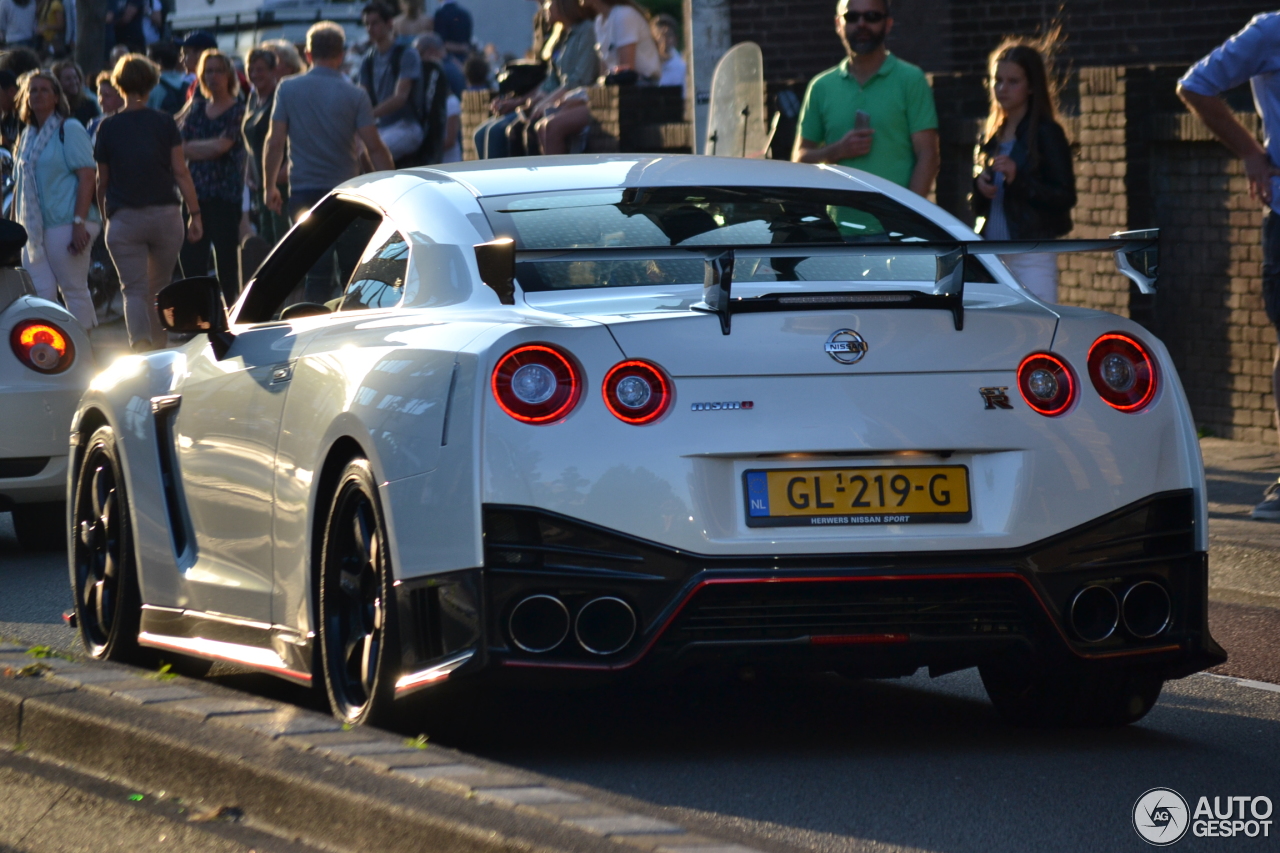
[{"x1": 398, "y1": 154, "x2": 887, "y2": 199}]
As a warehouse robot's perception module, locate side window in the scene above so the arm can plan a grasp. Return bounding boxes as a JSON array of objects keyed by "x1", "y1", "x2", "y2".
[
  {"x1": 235, "y1": 197, "x2": 407, "y2": 324},
  {"x1": 335, "y1": 221, "x2": 409, "y2": 313}
]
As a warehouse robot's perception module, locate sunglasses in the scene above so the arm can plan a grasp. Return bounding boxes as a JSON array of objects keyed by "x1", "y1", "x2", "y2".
[{"x1": 843, "y1": 10, "x2": 886, "y2": 24}]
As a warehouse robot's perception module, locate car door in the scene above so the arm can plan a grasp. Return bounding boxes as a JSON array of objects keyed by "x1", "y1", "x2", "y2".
[{"x1": 172, "y1": 197, "x2": 381, "y2": 622}]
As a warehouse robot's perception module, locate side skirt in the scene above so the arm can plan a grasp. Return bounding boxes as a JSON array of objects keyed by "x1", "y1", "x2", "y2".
[{"x1": 137, "y1": 605, "x2": 313, "y2": 686}]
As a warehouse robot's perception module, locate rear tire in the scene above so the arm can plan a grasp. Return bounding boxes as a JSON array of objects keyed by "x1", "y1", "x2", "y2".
[
  {"x1": 13, "y1": 502, "x2": 67, "y2": 551},
  {"x1": 980, "y1": 661, "x2": 1164, "y2": 727},
  {"x1": 318, "y1": 458, "x2": 400, "y2": 727},
  {"x1": 71, "y1": 426, "x2": 145, "y2": 663}
]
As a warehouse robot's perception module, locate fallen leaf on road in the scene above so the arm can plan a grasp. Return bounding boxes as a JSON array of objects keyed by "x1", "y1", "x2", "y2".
[{"x1": 188, "y1": 805, "x2": 245, "y2": 823}]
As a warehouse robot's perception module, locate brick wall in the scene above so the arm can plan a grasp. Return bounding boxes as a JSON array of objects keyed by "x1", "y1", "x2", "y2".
[{"x1": 1056, "y1": 67, "x2": 1129, "y2": 316}]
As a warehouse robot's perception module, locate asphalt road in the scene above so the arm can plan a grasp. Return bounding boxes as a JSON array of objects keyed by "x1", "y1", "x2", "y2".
[{"x1": 2, "y1": 507, "x2": 1278, "y2": 853}]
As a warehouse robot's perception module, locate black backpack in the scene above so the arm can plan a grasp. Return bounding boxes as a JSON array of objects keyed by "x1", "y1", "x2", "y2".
[
  {"x1": 155, "y1": 77, "x2": 186, "y2": 115},
  {"x1": 415, "y1": 60, "x2": 451, "y2": 165}
]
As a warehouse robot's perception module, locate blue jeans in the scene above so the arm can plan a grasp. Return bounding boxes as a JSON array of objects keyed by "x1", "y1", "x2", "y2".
[
  {"x1": 474, "y1": 113, "x2": 519, "y2": 159},
  {"x1": 1264, "y1": 210, "x2": 1280, "y2": 337}
]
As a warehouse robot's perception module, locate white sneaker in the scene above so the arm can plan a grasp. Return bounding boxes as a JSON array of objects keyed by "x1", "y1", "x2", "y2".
[{"x1": 1251, "y1": 481, "x2": 1280, "y2": 520}]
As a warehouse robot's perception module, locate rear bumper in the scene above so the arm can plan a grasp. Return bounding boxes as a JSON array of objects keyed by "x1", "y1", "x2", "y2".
[
  {"x1": 0, "y1": 454, "x2": 69, "y2": 508},
  {"x1": 395, "y1": 490, "x2": 1224, "y2": 688}
]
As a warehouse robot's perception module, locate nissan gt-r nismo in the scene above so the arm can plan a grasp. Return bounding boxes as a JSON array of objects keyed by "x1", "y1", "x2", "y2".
[{"x1": 67, "y1": 155, "x2": 1223, "y2": 727}]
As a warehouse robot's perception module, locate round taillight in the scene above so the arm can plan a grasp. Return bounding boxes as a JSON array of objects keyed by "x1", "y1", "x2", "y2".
[
  {"x1": 1088, "y1": 333, "x2": 1157, "y2": 411},
  {"x1": 602, "y1": 360, "x2": 672, "y2": 424},
  {"x1": 492, "y1": 344, "x2": 581, "y2": 424},
  {"x1": 10, "y1": 320, "x2": 74, "y2": 374},
  {"x1": 1017, "y1": 352, "x2": 1075, "y2": 416}
]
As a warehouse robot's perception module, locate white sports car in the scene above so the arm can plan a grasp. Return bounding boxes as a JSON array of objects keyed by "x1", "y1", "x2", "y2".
[
  {"x1": 0, "y1": 225, "x2": 93, "y2": 550},
  {"x1": 67, "y1": 155, "x2": 1224, "y2": 727}
]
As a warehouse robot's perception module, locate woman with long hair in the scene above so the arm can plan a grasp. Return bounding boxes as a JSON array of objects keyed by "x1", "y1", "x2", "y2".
[
  {"x1": 971, "y1": 37, "x2": 1076, "y2": 303},
  {"x1": 12, "y1": 70, "x2": 100, "y2": 330},
  {"x1": 52, "y1": 60, "x2": 100, "y2": 126},
  {"x1": 176, "y1": 49, "x2": 245, "y2": 304},
  {"x1": 94, "y1": 53, "x2": 202, "y2": 351}
]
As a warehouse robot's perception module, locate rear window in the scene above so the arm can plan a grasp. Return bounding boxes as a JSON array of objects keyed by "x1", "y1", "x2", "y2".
[{"x1": 479, "y1": 185, "x2": 962, "y2": 291}]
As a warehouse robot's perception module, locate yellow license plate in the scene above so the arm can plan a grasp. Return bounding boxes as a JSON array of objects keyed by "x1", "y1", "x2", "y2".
[{"x1": 744, "y1": 466, "x2": 971, "y2": 527}]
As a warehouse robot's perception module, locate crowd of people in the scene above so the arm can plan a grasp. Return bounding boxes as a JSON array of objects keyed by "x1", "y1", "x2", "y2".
[
  {"x1": 0, "y1": 0, "x2": 503, "y2": 352},
  {"x1": 472, "y1": 0, "x2": 683, "y2": 159}
]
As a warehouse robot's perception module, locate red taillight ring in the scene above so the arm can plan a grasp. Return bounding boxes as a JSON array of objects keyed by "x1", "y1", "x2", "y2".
[
  {"x1": 10, "y1": 320, "x2": 75, "y2": 374},
  {"x1": 1087, "y1": 333, "x2": 1157, "y2": 412},
  {"x1": 1017, "y1": 352, "x2": 1076, "y2": 417},
  {"x1": 491, "y1": 344, "x2": 582, "y2": 424},
  {"x1": 602, "y1": 360, "x2": 672, "y2": 425}
]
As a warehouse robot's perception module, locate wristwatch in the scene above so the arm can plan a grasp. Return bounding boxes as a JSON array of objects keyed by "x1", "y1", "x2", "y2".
[{"x1": 72, "y1": 215, "x2": 85, "y2": 225}]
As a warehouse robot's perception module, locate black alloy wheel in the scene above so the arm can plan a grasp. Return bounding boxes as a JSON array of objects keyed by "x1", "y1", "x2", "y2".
[
  {"x1": 71, "y1": 426, "x2": 144, "y2": 661},
  {"x1": 319, "y1": 459, "x2": 399, "y2": 726}
]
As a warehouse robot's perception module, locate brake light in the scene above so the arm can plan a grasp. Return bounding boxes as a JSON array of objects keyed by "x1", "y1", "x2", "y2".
[
  {"x1": 10, "y1": 320, "x2": 74, "y2": 374},
  {"x1": 491, "y1": 344, "x2": 582, "y2": 424},
  {"x1": 603, "y1": 360, "x2": 672, "y2": 424},
  {"x1": 1017, "y1": 352, "x2": 1075, "y2": 416},
  {"x1": 1088, "y1": 333, "x2": 1157, "y2": 411}
]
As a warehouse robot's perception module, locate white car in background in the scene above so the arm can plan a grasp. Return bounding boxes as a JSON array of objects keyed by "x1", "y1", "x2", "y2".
[
  {"x1": 0, "y1": 224, "x2": 93, "y2": 550},
  {"x1": 67, "y1": 155, "x2": 1224, "y2": 728}
]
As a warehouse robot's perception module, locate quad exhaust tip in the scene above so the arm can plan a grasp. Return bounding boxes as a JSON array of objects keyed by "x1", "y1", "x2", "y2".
[
  {"x1": 508, "y1": 594, "x2": 570, "y2": 653},
  {"x1": 1069, "y1": 585, "x2": 1119, "y2": 643},
  {"x1": 1069, "y1": 582, "x2": 1172, "y2": 643},
  {"x1": 1121, "y1": 581, "x2": 1172, "y2": 639},
  {"x1": 575, "y1": 596, "x2": 637, "y2": 656}
]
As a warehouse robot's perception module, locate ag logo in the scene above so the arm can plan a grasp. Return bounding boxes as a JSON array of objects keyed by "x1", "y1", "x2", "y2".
[
  {"x1": 825, "y1": 329, "x2": 868, "y2": 364},
  {"x1": 1134, "y1": 788, "x2": 1190, "y2": 846}
]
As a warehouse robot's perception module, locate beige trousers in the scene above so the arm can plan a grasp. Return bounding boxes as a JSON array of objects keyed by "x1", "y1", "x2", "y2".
[{"x1": 105, "y1": 205, "x2": 185, "y2": 351}]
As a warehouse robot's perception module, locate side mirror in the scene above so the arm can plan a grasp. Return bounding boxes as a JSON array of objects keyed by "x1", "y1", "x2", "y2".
[
  {"x1": 156, "y1": 276, "x2": 235, "y2": 358},
  {"x1": 474, "y1": 237, "x2": 515, "y2": 305}
]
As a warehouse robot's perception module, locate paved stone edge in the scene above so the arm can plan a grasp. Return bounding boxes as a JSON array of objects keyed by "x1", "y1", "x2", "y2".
[{"x1": 0, "y1": 642, "x2": 768, "y2": 853}]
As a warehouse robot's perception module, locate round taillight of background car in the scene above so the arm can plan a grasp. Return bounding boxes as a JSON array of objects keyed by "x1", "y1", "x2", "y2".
[
  {"x1": 10, "y1": 320, "x2": 74, "y2": 374},
  {"x1": 602, "y1": 360, "x2": 672, "y2": 424},
  {"x1": 1017, "y1": 352, "x2": 1075, "y2": 416},
  {"x1": 491, "y1": 344, "x2": 582, "y2": 424},
  {"x1": 1088, "y1": 333, "x2": 1157, "y2": 412}
]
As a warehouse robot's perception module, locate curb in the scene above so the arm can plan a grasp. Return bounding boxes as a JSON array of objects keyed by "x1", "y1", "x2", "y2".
[{"x1": 0, "y1": 643, "x2": 763, "y2": 853}]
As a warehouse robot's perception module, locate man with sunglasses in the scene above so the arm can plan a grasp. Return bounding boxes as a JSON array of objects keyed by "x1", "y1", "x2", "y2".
[{"x1": 792, "y1": 0, "x2": 939, "y2": 199}]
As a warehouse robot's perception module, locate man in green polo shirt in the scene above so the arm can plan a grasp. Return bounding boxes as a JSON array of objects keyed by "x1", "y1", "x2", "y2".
[{"x1": 792, "y1": 0, "x2": 939, "y2": 198}]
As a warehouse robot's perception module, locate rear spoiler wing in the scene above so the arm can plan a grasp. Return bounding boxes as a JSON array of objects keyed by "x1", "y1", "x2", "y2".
[{"x1": 474, "y1": 229, "x2": 1158, "y2": 333}]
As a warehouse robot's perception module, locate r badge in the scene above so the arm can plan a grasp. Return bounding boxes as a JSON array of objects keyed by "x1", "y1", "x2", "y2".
[
  {"x1": 825, "y1": 329, "x2": 868, "y2": 364},
  {"x1": 980, "y1": 387, "x2": 1013, "y2": 410}
]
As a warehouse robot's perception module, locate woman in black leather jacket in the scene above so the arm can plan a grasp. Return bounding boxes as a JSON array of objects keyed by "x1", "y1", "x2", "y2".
[{"x1": 971, "y1": 41, "x2": 1076, "y2": 302}]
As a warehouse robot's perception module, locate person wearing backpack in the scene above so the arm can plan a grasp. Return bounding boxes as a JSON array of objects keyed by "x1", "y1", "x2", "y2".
[
  {"x1": 147, "y1": 40, "x2": 187, "y2": 114},
  {"x1": 360, "y1": 1, "x2": 423, "y2": 166},
  {"x1": 413, "y1": 32, "x2": 453, "y2": 164}
]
